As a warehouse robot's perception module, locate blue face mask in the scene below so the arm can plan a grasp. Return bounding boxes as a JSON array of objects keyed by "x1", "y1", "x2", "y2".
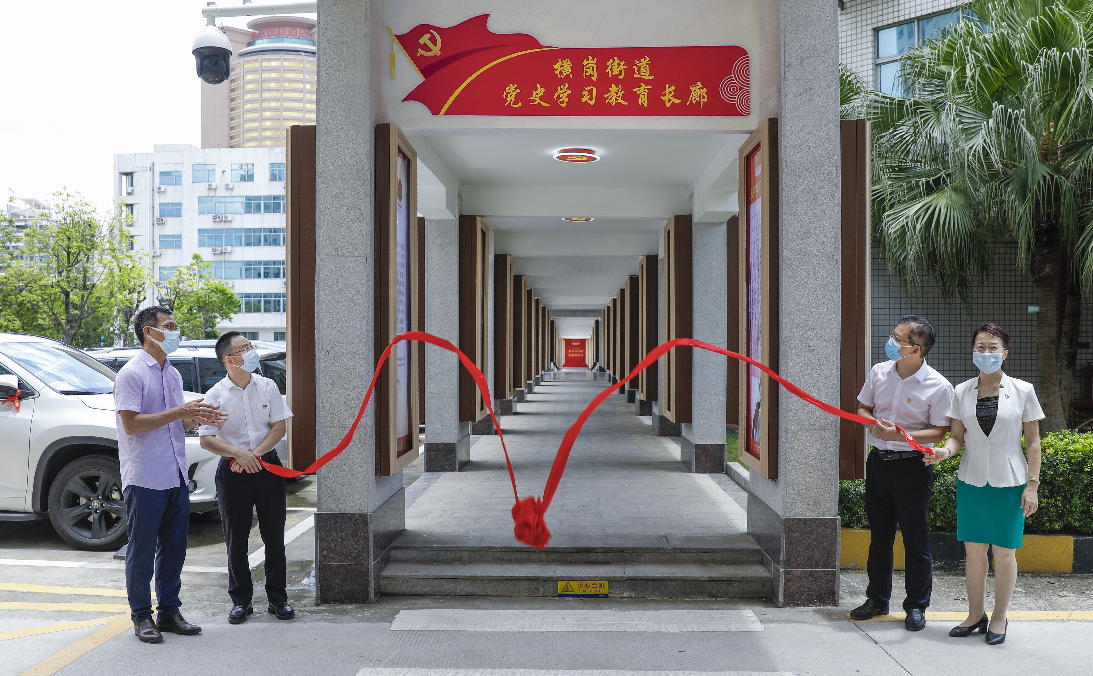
[
  {"x1": 972, "y1": 352, "x2": 1004, "y2": 374},
  {"x1": 233, "y1": 349, "x2": 261, "y2": 373},
  {"x1": 885, "y1": 337, "x2": 908, "y2": 361},
  {"x1": 148, "y1": 327, "x2": 181, "y2": 355}
]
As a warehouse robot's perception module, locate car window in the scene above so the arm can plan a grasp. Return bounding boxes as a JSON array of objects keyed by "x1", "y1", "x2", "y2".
[
  {"x1": 0, "y1": 342, "x2": 116, "y2": 394},
  {"x1": 198, "y1": 357, "x2": 227, "y2": 393},
  {"x1": 0, "y1": 361, "x2": 33, "y2": 393},
  {"x1": 260, "y1": 358, "x2": 287, "y2": 395},
  {"x1": 169, "y1": 358, "x2": 198, "y2": 393}
]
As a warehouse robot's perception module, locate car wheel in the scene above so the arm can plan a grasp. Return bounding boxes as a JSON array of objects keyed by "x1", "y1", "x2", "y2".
[{"x1": 47, "y1": 455, "x2": 128, "y2": 551}]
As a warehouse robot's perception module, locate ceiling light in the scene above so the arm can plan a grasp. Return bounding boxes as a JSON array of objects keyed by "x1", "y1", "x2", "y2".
[
  {"x1": 563, "y1": 217, "x2": 594, "y2": 222},
  {"x1": 553, "y1": 148, "x2": 599, "y2": 163}
]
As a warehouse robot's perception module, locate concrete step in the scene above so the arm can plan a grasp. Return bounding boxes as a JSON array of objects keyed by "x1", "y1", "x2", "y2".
[
  {"x1": 388, "y1": 544, "x2": 763, "y2": 565},
  {"x1": 379, "y1": 561, "x2": 772, "y2": 598}
]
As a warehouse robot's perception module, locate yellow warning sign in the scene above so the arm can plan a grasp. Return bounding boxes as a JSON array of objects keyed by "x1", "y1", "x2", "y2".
[{"x1": 557, "y1": 580, "x2": 609, "y2": 597}]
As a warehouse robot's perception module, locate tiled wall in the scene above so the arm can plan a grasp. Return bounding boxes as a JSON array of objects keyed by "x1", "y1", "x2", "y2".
[{"x1": 839, "y1": 0, "x2": 963, "y2": 89}]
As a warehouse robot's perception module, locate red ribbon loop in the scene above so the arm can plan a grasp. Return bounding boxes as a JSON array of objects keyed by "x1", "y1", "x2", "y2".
[{"x1": 2, "y1": 390, "x2": 20, "y2": 413}]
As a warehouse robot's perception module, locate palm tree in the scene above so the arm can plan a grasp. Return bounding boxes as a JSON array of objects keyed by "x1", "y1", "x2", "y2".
[{"x1": 866, "y1": 0, "x2": 1093, "y2": 432}]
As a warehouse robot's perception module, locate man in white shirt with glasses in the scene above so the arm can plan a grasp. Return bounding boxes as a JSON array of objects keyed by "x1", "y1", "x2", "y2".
[{"x1": 199, "y1": 331, "x2": 295, "y2": 624}]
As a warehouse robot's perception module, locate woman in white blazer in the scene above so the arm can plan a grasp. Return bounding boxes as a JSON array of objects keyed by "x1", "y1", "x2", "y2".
[{"x1": 926, "y1": 323, "x2": 1043, "y2": 646}]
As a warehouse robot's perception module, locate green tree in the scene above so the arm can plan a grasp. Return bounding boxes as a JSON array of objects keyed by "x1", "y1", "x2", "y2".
[
  {"x1": 865, "y1": 0, "x2": 1093, "y2": 431},
  {"x1": 158, "y1": 254, "x2": 238, "y2": 339},
  {"x1": 101, "y1": 234, "x2": 153, "y2": 346}
]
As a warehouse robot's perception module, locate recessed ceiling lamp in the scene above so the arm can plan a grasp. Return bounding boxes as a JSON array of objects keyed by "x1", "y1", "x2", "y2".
[
  {"x1": 563, "y1": 217, "x2": 594, "y2": 222},
  {"x1": 553, "y1": 147, "x2": 599, "y2": 163}
]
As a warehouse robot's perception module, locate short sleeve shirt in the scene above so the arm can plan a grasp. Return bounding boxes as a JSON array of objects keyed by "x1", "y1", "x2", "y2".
[
  {"x1": 198, "y1": 373, "x2": 291, "y2": 452},
  {"x1": 858, "y1": 360, "x2": 954, "y2": 453},
  {"x1": 113, "y1": 350, "x2": 187, "y2": 490}
]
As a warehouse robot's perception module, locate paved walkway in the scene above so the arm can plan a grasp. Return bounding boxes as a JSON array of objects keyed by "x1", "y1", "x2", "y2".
[{"x1": 403, "y1": 369, "x2": 752, "y2": 550}]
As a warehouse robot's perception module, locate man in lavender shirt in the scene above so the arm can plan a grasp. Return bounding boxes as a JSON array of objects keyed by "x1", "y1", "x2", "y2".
[{"x1": 114, "y1": 306, "x2": 226, "y2": 644}]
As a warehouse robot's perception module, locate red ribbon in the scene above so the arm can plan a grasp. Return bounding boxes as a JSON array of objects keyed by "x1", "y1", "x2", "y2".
[
  {"x1": 2, "y1": 390, "x2": 20, "y2": 413},
  {"x1": 236, "y1": 332, "x2": 931, "y2": 550}
]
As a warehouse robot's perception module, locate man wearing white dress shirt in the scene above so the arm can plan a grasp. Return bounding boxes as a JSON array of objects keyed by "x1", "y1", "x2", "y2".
[
  {"x1": 199, "y1": 331, "x2": 295, "y2": 624},
  {"x1": 849, "y1": 316, "x2": 954, "y2": 632}
]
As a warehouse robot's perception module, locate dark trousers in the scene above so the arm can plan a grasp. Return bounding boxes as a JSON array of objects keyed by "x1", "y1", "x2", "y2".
[
  {"x1": 865, "y1": 451, "x2": 934, "y2": 611},
  {"x1": 216, "y1": 454, "x2": 287, "y2": 607},
  {"x1": 123, "y1": 473, "x2": 190, "y2": 624}
]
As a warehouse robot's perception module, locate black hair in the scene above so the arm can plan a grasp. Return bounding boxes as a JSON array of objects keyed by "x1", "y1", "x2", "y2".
[
  {"x1": 134, "y1": 306, "x2": 173, "y2": 346},
  {"x1": 973, "y1": 322, "x2": 1010, "y2": 350},
  {"x1": 899, "y1": 314, "x2": 936, "y2": 358},
  {"x1": 215, "y1": 331, "x2": 245, "y2": 366}
]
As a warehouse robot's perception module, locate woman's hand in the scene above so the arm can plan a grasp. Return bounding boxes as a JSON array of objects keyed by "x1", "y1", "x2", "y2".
[
  {"x1": 1021, "y1": 484, "x2": 1039, "y2": 517},
  {"x1": 924, "y1": 446, "x2": 949, "y2": 465}
]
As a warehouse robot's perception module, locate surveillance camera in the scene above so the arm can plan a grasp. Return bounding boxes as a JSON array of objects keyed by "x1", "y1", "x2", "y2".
[{"x1": 192, "y1": 26, "x2": 233, "y2": 85}]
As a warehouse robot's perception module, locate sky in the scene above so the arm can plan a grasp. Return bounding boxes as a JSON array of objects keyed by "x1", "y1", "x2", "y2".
[{"x1": 0, "y1": 1, "x2": 315, "y2": 212}]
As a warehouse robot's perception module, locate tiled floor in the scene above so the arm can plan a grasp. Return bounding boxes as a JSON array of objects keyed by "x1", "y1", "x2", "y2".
[{"x1": 402, "y1": 370, "x2": 753, "y2": 550}]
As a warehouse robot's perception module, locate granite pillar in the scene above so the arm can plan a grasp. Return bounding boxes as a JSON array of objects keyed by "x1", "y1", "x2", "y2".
[
  {"x1": 746, "y1": 0, "x2": 842, "y2": 607},
  {"x1": 313, "y1": 0, "x2": 404, "y2": 604},
  {"x1": 635, "y1": 396, "x2": 653, "y2": 416}
]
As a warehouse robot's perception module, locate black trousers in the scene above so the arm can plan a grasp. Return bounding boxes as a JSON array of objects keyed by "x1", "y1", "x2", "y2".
[
  {"x1": 865, "y1": 450, "x2": 934, "y2": 611},
  {"x1": 216, "y1": 454, "x2": 287, "y2": 607}
]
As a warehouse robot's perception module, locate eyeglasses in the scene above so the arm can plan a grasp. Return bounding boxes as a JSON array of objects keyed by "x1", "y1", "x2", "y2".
[
  {"x1": 889, "y1": 333, "x2": 919, "y2": 348},
  {"x1": 152, "y1": 323, "x2": 179, "y2": 332},
  {"x1": 228, "y1": 344, "x2": 255, "y2": 357},
  {"x1": 972, "y1": 345, "x2": 1005, "y2": 354}
]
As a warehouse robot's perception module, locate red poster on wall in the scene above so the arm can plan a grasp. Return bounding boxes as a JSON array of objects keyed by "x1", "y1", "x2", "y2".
[
  {"x1": 392, "y1": 15, "x2": 749, "y2": 117},
  {"x1": 563, "y1": 339, "x2": 587, "y2": 368}
]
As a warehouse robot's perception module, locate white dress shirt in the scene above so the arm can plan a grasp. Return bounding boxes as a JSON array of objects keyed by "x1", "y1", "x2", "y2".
[
  {"x1": 198, "y1": 373, "x2": 292, "y2": 452},
  {"x1": 947, "y1": 373, "x2": 1044, "y2": 487},
  {"x1": 858, "y1": 360, "x2": 954, "y2": 452}
]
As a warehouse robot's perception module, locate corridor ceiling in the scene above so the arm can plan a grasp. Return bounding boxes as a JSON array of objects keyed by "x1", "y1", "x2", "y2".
[{"x1": 410, "y1": 130, "x2": 748, "y2": 339}]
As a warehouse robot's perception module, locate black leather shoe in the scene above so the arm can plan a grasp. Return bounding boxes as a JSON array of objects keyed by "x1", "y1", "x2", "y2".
[
  {"x1": 949, "y1": 613, "x2": 988, "y2": 637},
  {"x1": 849, "y1": 599, "x2": 890, "y2": 621},
  {"x1": 228, "y1": 605, "x2": 253, "y2": 624},
  {"x1": 268, "y1": 602, "x2": 295, "y2": 620},
  {"x1": 986, "y1": 618, "x2": 1007, "y2": 645},
  {"x1": 905, "y1": 608, "x2": 926, "y2": 631},
  {"x1": 133, "y1": 618, "x2": 163, "y2": 644},
  {"x1": 156, "y1": 612, "x2": 202, "y2": 635}
]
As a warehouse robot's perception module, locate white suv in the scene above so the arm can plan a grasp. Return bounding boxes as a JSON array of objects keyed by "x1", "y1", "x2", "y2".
[{"x1": 0, "y1": 333, "x2": 220, "y2": 551}]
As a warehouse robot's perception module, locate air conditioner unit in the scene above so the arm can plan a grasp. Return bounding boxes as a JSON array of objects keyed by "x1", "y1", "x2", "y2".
[
  {"x1": 211, "y1": 214, "x2": 223, "y2": 222},
  {"x1": 222, "y1": 245, "x2": 233, "y2": 253},
  {"x1": 221, "y1": 214, "x2": 233, "y2": 222},
  {"x1": 155, "y1": 217, "x2": 165, "y2": 225},
  {"x1": 155, "y1": 186, "x2": 166, "y2": 193},
  {"x1": 224, "y1": 183, "x2": 234, "y2": 190},
  {"x1": 151, "y1": 249, "x2": 162, "y2": 257},
  {"x1": 211, "y1": 247, "x2": 223, "y2": 254},
  {"x1": 207, "y1": 183, "x2": 216, "y2": 190},
  {"x1": 124, "y1": 187, "x2": 134, "y2": 195}
]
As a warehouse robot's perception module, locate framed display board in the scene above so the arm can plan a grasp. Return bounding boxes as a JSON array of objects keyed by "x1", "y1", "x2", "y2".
[
  {"x1": 593, "y1": 319, "x2": 600, "y2": 366},
  {"x1": 624, "y1": 275, "x2": 640, "y2": 378},
  {"x1": 417, "y1": 216, "x2": 425, "y2": 424},
  {"x1": 725, "y1": 216, "x2": 740, "y2": 429},
  {"x1": 610, "y1": 297, "x2": 619, "y2": 376},
  {"x1": 638, "y1": 255, "x2": 658, "y2": 402},
  {"x1": 286, "y1": 124, "x2": 316, "y2": 471},
  {"x1": 375, "y1": 122, "x2": 421, "y2": 476},
  {"x1": 737, "y1": 118, "x2": 779, "y2": 480},
  {"x1": 459, "y1": 215, "x2": 490, "y2": 423},
  {"x1": 526, "y1": 289, "x2": 534, "y2": 383},
  {"x1": 512, "y1": 275, "x2": 527, "y2": 392},
  {"x1": 494, "y1": 254, "x2": 514, "y2": 400},
  {"x1": 663, "y1": 215, "x2": 693, "y2": 423},
  {"x1": 532, "y1": 296, "x2": 541, "y2": 378}
]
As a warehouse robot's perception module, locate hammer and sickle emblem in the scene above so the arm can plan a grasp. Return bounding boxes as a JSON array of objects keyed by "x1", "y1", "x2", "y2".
[{"x1": 417, "y1": 30, "x2": 441, "y2": 57}]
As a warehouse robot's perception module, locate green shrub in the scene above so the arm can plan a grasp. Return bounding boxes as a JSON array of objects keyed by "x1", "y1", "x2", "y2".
[{"x1": 838, "y1": 432, "x2": 1093, "y2": 535}]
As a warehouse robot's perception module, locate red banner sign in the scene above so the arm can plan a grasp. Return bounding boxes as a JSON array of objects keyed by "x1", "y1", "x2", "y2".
[
  {"x1": 392, "y1": 15, "x2": 749, "y2": 117},
  {"x1": 563, "y1": 339, "x2": 587, "y2": 368}
]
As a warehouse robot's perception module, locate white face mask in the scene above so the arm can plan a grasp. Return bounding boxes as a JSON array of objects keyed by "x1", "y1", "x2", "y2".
[{"x1": 147, "y1": 326, "x2": 181, "y2": 354}]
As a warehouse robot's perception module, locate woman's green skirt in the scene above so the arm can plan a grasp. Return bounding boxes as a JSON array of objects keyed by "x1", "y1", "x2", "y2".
[{"x1": 956, "y1": 480, "x2": 1026, "y2": 549}]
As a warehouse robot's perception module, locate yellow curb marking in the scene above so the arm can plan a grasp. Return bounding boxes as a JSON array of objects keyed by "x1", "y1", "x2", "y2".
[
  {"x1": 851, "y1": 610, "x2": 1093, "y2": 622},
  {"x1": 0, "y1": 602, "x2": 130, "y2": 612},
  {"x1": 0, "y1": 583, "x2": 128, "y2": 598},
  {"x1": 18, "y1": 615, "x2": 131, "y2": 676},
  {"x1": 0, "y1": 615, "x2": 126, "y2": 642}
]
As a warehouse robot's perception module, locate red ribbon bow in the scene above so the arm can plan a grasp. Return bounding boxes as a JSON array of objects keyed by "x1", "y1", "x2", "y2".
[{"x1": 2, "y1": 390, "x2": 20, "y2": 413}]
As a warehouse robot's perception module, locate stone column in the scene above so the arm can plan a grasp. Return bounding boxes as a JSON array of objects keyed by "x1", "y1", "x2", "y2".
[
  {"x1": 424, "y1": 218, "x2": 470, "y2": 470},
  {"x1": 680, "y1": 222, "x2": 727, "y2": 472},
  {"x1": 746, "y1": 0, "x2": 842, "y2": 607},
  {"x1": 651, "y1": 234, "x2": 679, "y2": 436},
  {"x1": 313, "y1": 0, "x2": 404, "y2": 604}
]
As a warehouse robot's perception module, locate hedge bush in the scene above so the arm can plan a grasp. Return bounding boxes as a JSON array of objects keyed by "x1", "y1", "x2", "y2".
[{"x1": 838, "y1": 432, "x2": 1093, "y2": 535}]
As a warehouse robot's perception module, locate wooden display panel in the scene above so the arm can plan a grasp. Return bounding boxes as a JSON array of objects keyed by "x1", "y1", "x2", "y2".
[
  {"x1": 512, "y1": 275, "x2": 527, "y2": 391},
  {"x1": 494, "y1": 254, "x2": 514, "y2": 400},
  {"x1": 286, "y1": 125, "x2": 316, "y2": 471},
  {"x1": 615, "y1": 291, "x2": 625, "y2": 379},
  {"x1": 526, "y1": 289, "x2": 534, "y2": 383},
  {"x1": 532, "y1": 296, "x2": 541, "y2": 378},
  {"x1": 737, "y1": 119, "x2": 779, "y2": 480},
  {"x1": 663, "y1": 215, "x2": 693, "y2": 424},
  {"x1": 725, "y1": 216, "x2": 740, "y2": 429},
  {"x1": 417, "y1": 217, "x2": 426, "y2": 424},
  {"x1": 638, "y1": 255, "x2": 658, "y2": 402},
  {"x1": 459, "y1": 215, "x2": 490, "y2": 423},
  {"x1": 374, "y1": 123, "x2": 421, "y2": 476},
  {"x1": 624, "y1": 275, "x2": 640, "y2": 378},
  {"x1": 593, "y1": 319, "x2": 600, "y2": 366},
  {"x1": 610, "y1": 297, "x2": 619, "y2": 376},
  {"x1": 840, "y1": 120, "x2": 871, "y2": 480}
]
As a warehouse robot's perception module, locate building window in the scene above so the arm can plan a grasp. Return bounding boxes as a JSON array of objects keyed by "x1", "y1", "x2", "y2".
[
  {"x1": 198, "y1": 196, "x2": 244, "y2": 215},
  {"x1": 159, "y1": 202, "x2": 182, "y2": 218},
  {"x1": 270, "y1": 163, "x2": 286, "y2": 181},
  {"x1": 240, "y1": 331, "x2": 259, "y2": 340},
  {"x1": 160, "y1": 235, "x2": 182, "y2": 249},
  {"x1": 274, "y1": 331, "x2": 286, "y2": 341},
  {"x1": 122, "y1": 173, "x2": 134, "y2": 189},
  {"x1": 210, "y1": 260, "x2": 284, "y2": 279},
  {"x1": 198, "y1": 228, "x2": 286, "y2": 248},
  {"x1": 876, "y1": 9, "x2": 965, "y2": 96},
  {"x1": 159, "y1": 171, "x2": 182, "y2": 186},
  {"x1": 159, "y1": 266, "x2": 179, "y2": 281},
  {"x1": 231, "y1": 163, "x2": 254, "y2": 182},
  {"x1": 244, "y1": 195, "x2": 284, "y2": 214},
  {"x1": 197, "y1": 195, "x2": 284, "y2": 215},
  {"x1": 193, "y1": 163, "x2": 216, "y2": 183},
  {"x1": 237, "y1": 292, "x2": 286, "y2": 313},
  {"x1": 123, "y1": 204, "x2": 135, "y2": 217}
]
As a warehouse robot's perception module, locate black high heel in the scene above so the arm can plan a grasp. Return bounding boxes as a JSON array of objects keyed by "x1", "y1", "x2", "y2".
[
  {"x1": 986, "y1": 618, "x2": 1007, "y2": 645},
  {"x1": 948, "y1": 613, "x2": 988, "y2": 637}
]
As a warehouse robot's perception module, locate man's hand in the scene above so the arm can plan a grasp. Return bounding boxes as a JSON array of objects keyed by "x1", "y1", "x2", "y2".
[
  {"x1": 177, "y1": 399, "x2": 223, "y2": 425},
  {"x1": 195, "y1": 409, "x2": 229, "y2": 427},
  {"x1": 233, "y1": 447, "x2": 263, "y2": 474},
  {"x1": 872, "y1": 418, "x2": 903, "y2": 442}
]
